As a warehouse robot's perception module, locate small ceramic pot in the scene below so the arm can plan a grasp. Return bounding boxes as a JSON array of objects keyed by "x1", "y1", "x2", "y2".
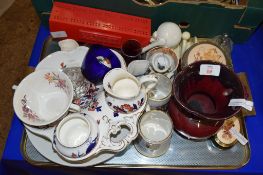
[
  {"x1": 127, "y1": 60, "x2": 150, "y2": 76},
  {"x1": 134, "y1": 110, "x2": 173, "y2": 157},
  {"x1": 103, "y1": 68, "x2": 157, "y2": 114},
  {"x1": 13, "y1": 70, "x2": 80, "y2": 127},
  {"x1": 148, "y1": 74, "x2": 172, "y2": 110}
]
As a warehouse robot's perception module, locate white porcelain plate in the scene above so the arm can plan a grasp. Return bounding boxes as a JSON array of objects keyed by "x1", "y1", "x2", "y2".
[
  {"x1": 26, "y1": 91, "x2": 146, "y2": 166},
  {"x1": 35, "y1": 46, "x2": 126, "y2": 71},
  {"x1": 26, "y1": 129, "x2": 114, "y2": 167}
]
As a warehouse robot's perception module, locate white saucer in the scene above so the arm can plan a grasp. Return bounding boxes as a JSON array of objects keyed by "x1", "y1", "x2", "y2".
[{"x1": 35, "y1": 46, "x2": 126, "y2": 71}]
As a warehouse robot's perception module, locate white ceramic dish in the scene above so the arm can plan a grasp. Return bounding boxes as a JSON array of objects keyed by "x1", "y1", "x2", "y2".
[
  {"x1": 26, "y1": 129, "x2": 114, "y2": 167},
  {"x1": 26, "y1": 91, "x2": 147, "y2": 165},
  {"x1": 35, "y1": 46, "x2": 127, "y2": 72}
]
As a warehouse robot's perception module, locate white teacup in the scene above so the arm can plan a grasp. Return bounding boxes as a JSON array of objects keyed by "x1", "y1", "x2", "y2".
[
  {"x1": 148, "y1": 74, "x2": 172, "y2": 110},
  {"x1": 134, "y1": 110, "x2": 173, "y2": 157},
  {"x1": 13, "y1": 70, "x2": 80, "y2": 127},
  {"x1": 146, "y1": 47, "x2": 179, "y2": 74},
  {"x1": 103, "y1": 68, "x2": 157, "y2": 114}
]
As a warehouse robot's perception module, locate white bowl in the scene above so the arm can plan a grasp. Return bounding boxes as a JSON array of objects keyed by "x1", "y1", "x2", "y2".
[{"x1": 13, "y1": 70, "x2": 74, "y2": 126}]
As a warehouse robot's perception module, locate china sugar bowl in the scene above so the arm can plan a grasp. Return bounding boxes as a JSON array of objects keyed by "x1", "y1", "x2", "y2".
[
  {"x1": 212, "y1": 115, "x2": 241, "y2": 149},
  {"x1": 23, "y1": 113, "x2": 99, "y2": 160},
  {"x1": 52, "y1": 113, "x2": 98, "y2": 159}
]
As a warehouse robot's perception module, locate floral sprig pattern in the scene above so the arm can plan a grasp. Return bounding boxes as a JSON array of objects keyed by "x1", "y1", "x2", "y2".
[
  {"x1": 21, "y1": 95, "x2": 42, "y2": 122},
  {"x1": 44, "y1": 72, "x2": 70, "y2": 95},
  {"x1": 45, "y1": 72, "x2": 67, "y2": 89},
  {"x1": 96, "y1": 56, "x2": 111, "y2": 68}
]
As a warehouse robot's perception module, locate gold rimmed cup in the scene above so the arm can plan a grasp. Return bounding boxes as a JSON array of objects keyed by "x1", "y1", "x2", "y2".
[
  {"x1": 134, "y1": 110, "x2": 173, "y2": 158},
  {"x1": 148, "y1": 74, "x2": 172, "y2": 110}
]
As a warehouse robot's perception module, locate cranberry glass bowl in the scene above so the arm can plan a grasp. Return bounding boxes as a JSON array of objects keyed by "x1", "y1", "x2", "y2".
[{"x1": 169, "y1": 60, "x2": 244, "y2": 139}]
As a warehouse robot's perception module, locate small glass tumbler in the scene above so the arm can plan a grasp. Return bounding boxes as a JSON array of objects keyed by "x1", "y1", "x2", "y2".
[{"x1": 121, "y1": 39, "x2": 142, "y2": 65}]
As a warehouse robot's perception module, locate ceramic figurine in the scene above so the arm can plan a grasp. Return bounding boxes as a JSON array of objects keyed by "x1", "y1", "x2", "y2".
[{"x1": 180, "y1": 31, "x2": 191, "y2": 56}]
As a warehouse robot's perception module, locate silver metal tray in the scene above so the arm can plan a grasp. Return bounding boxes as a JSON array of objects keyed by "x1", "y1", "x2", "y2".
[{"x1": 21, "y1": 37, "x2": 250, "y2": 169}]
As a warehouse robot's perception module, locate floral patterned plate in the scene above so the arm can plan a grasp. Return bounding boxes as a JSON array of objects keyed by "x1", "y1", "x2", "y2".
[{"x1": 35, "y1": 46, "x2": 127, "y2": 71}]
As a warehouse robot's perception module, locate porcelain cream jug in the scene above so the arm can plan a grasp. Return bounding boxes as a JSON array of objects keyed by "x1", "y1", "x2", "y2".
[{"x1": 103, "y1": 68, "x2": 157, "y2": 114}]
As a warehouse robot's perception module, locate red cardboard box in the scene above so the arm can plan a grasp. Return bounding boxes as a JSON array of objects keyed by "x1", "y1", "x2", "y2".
[{"x1": 49, "y1": 2, "x2": 151, "y2": 48}]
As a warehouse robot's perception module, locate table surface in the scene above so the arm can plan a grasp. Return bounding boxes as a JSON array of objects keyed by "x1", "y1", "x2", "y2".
[{"x1": 2, "y1": 24, "x2": 263, "y2": 174}]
